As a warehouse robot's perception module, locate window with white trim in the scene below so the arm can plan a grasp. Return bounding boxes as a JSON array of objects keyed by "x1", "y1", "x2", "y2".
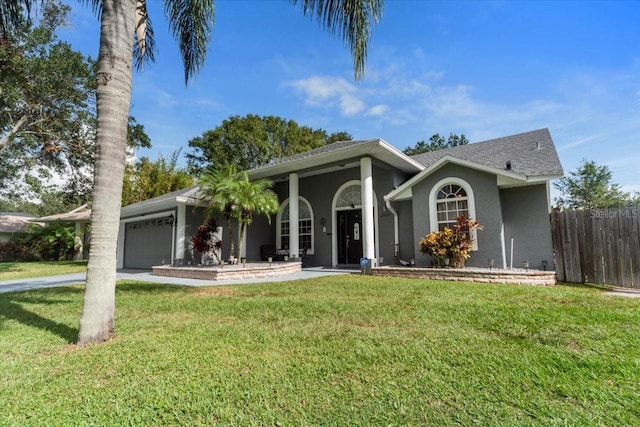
[
  {"x1": 429, "y1": 178, "x2": 478, "y2": 250},
  {"x1": 279, "y1": 199, "x2": 313, "y2": 253},
  {"x1": 335, "y1": 184, "x2": 361, "y2": 208},
  {"x1": 435, "y1": 184, "x2": 469, "y2": 231}
]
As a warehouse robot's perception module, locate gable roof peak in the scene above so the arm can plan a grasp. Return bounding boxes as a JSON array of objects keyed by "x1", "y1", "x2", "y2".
[{"x1": 410, "y1": 128, "x2": 562, "y2": 177}]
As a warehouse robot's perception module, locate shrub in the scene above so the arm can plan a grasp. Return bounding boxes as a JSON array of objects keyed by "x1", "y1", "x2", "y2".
[
  {"x1": 0, "y1": 240, "x2": 36, "y2": 262},
  {"x1": 1, "y1": 222, "x2": 76, "y2": 262},
  {"x1": 190, "y1": 217, "x2": 223, "y2": 264},
  {"x1": 419, "y1": 215, "x2": 482, "y2": 268}
]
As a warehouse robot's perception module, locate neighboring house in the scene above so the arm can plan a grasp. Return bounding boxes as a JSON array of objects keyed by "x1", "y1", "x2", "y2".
[
  {"x1": 115, "y1": 128, "x2": 563, "y2": 270},
  {"x1": 0, "y1": 212, "x2": 39, "y2": 242},
  {"x1": 35, "y1": 204, "x2": 92, "y2": 260}
]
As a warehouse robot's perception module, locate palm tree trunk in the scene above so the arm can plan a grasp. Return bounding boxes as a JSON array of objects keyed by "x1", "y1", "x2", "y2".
[
  {"x1": 224, "y1": 211, "x2": 235, "y2": 260},
  {"x1": 236, "y1": 223, "x2": 246, "y2": 262},
  {"x1": 78, "y1": 0, "x2": 136, "y2": 346}
]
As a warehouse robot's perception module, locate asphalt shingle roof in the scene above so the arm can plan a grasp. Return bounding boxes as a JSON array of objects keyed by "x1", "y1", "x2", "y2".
[
  {"x1": 410, "y1": 128, "x2": 563, "y2": 177},
  {"x1": 119, "y1": 185, "x2": 201, "y2": 212},
  {"x1": 249, "y1": 139, "x2": 379, "y2": 172},
  {"x1": 0, "y1": 213, "x2": 38, "y2": 233}
]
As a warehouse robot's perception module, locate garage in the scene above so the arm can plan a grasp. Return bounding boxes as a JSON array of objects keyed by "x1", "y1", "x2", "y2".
[{"x1": 123, "y1": 216, "x2": 174, "y2": 269}]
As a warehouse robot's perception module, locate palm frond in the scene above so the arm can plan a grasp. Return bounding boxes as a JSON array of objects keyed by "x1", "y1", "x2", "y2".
[
  {"x1": 291, "y1": 0, "x2": 382, "y2": 81},
  {"x1": 0, "y1": 0, "x2": 35, "y2": 38},
  {"x1": 78, "y1": 0, "x2": 102, "y2": 20},
  {"x1": 133, "y1": 0, "x2": 156, "y2": 71},
  {"x1": 163, "y1": 0, "x2": 215, "y2": 84}
]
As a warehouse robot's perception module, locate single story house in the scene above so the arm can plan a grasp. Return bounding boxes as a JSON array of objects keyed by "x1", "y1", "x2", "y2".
[
  {"x1": 116, "y1": 128, "x2": 563, "y2": 270},
  {"x1": 34, "y1": 204, "x2": 92, "y2": 260},
  {"x1": 0, "y1": 212, "x2": 40, "y2": 242}
]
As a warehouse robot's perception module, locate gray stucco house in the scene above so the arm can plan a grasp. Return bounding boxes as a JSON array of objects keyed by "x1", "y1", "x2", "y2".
[{"x1": 116, "y1": 128, "x2": 563, "y2": 270}]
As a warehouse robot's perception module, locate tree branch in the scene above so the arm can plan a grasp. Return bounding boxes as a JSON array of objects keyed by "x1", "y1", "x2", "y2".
[{"x1": 0, "y1": 114, "x2": 31, "y2": 155}]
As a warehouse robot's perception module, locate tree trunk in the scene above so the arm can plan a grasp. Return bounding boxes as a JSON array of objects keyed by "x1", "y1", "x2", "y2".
[
  {"x1": 236, "y1": 223, "x2": 246, "y2": 262},
  {"x1": 224, "y1": 212, "x2": 235, "y2": 261},
  {"x1": 78, "y1": 0, "x2": 136, "y2": 346}
]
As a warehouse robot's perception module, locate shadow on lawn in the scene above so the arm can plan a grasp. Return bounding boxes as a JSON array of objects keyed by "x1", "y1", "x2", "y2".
[
  {"x1": 0, "y1": 262, "x2": 22, "y2": 274},
  {"x1": 116, "y1": 281, "x2": 190, "y2": 294},
  {"x1": 0, "y1": 282, "x2": 183, "y2": 343},
  {"x1": 0, "y1": 292, "x2": 79, "y2": 343}
]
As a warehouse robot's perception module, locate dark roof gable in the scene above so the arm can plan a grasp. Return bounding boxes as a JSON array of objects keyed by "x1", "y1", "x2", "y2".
[{"x1": 410, "y1": 128, "x2": 563, "y2": 177}]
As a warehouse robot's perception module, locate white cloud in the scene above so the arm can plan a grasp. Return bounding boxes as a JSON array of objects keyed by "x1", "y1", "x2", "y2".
[
  {"x1": 557, "y1": 134, "x2": 602, "y2": 152},
  {"x1": 605, "y1": 155, "x2": 640, "y2": 168},
  {"x1": 621, "y1": 184, "x2": 640, "y2": 194},
  {"x1": 339, "y1": 93, "x2": 366, "y2": 116},
  {"x1": 366, "y1": 105, "x2": 389, "y2": 116},
  {"x1": 283, "y1": 52, "x2": 640, "y2": 194},
  {"x1": 288, "y1": 76, "x2": 367, "y2": 116}
]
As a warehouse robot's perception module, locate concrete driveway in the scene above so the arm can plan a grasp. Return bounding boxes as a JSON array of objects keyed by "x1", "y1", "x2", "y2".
[{"x1": 0, "y1": 267, "x2": 356, "y2": 294}]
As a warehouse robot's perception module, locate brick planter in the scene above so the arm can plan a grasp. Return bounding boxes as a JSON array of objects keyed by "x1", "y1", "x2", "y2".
[
  {"x1": 372, "y1": 266, "x2": 556, "y2": 286},
  {"x1": 152, "y1": 262, "x2": 302, "y2": 281}
]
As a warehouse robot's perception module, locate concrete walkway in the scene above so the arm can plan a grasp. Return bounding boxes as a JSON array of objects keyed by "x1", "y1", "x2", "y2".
[
  {"x1": 602, "y1": 288, "x2": 640, "y2": 298},
  {"x1": 4, "y1": 268, "x2": 639, "y2": 297},
  {"x1": 0, "y1": 267, "x2": 357, "y2": 294}
]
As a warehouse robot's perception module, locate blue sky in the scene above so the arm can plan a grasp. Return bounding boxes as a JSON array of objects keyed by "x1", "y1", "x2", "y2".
[{"x1": 59, "y1": 1, "x2": 640, "y2": 197}]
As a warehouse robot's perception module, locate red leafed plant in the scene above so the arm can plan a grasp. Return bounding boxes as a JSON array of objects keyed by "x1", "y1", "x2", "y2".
[
  {"x1": 191, "y1": 217, "x2": 223, "y2": 264},
  {"x1": 419, "y1": 215, "x2": 482, "y2": 268}
]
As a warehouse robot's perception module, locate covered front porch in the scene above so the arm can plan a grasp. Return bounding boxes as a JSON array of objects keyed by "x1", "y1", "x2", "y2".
[{"x1": 247, "y1": 139, "x2": 423, "y2": 268}]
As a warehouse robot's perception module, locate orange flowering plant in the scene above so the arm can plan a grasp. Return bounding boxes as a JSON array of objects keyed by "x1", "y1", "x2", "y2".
[{"x1": 419, "y1": 215, "x2": 483, "y2": 268}]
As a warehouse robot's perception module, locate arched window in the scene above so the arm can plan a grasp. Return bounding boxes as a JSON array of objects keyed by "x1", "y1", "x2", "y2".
[
  {"x1": 335, "y1": 184, "x2": 361, "y2": 208},
  {"x1": 435, "y1": 184, "x2": 469, "y2": 231},
  {"x1": 277, "y1": 197, "x2": 313, "y2": 254},
  {"x1": 429, "y1": 177, "x2": 478, "y2": 250}
]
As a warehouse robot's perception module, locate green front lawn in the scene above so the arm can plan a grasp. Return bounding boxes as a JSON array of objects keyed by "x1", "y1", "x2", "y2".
[
  {"x1": 0, "y1": 260, "x2": 87, "y2": 281},
  {"x1": 1, "y1": 276, "x2": 639, "y2": 425}
]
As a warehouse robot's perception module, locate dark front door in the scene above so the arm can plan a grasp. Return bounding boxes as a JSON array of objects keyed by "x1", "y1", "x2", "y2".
[{"x1": 337, "y1": 209, "x2": 362, "y2": 265}]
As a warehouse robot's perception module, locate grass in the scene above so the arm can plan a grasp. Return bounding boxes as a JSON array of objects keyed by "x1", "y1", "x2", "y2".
[
  {"x1": 1, "y1": 275, "x2": 639, "y2": 425},
  {"x1": 0, "y1": 261, "x2": 87, "y2": 281}
]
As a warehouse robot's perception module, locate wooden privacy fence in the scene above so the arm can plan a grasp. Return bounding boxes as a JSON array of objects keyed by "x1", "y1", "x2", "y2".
[{"x1": 551, "y1": 208, "x2": 640, "y2": 288}]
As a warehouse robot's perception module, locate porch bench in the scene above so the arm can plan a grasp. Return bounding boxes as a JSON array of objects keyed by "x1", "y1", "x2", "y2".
[{"x1": 261, "y1": 245, "x2": 289, "y2": 261}]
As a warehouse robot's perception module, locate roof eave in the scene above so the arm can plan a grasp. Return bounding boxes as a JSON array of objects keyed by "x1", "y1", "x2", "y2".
[
  {"x1": 249, "y1": 139, "x2": 423, "y2": 180},
  {"x1": 121, "y1": 197, "x2": 180, "y2": 218},
  {"x1": 527, "y1": 173, "x2": 564, "y2": 182},
  {"x1": 387, "y1": 156, "x2": 559, "y2": 201},
  {"x1": 120, "y1": 186, "x2": 202, "y2": 218}
]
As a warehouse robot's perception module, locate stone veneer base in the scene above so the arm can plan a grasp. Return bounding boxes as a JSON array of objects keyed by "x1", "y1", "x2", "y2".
[
  {"x1": 372, "y1": 266, "x2": 556, "y2": 286},
  {"x1": 152, "y1": 262, "x2": 302, "y2": 281}
]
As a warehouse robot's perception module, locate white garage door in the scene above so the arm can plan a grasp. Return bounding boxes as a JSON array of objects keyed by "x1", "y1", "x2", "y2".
[{"x1": 124, "y1": 216, "x2": 173, "y2": 268}]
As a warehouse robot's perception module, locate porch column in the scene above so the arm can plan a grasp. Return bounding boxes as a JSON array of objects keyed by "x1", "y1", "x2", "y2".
[
  {"x1": 360, "y1": 157, "x2": 376, "y2": 264},
  {"x1": 74, "y1": 222, "x2": 86, "y2": 260},
  {"x1": 175, "y1": 204, "x2": 186, "y2": 263},
  {"x1": 289, "y1": 172, "x2": 299, "y2": 258},
  {"x1": 116, "y1": 221, "x2": 125, "y2": 269}
]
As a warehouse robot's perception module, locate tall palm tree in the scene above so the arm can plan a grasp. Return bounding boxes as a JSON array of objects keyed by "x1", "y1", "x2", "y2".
[
  {"x1": 2, "y1": 0, "x2": 383, "y2": 346},
  {"x1": 198, "y1": 165, "x2": 240, "y2": 261},
  {"x1": 232, "y1": 172, "x2": 279, "y2": 262}
]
